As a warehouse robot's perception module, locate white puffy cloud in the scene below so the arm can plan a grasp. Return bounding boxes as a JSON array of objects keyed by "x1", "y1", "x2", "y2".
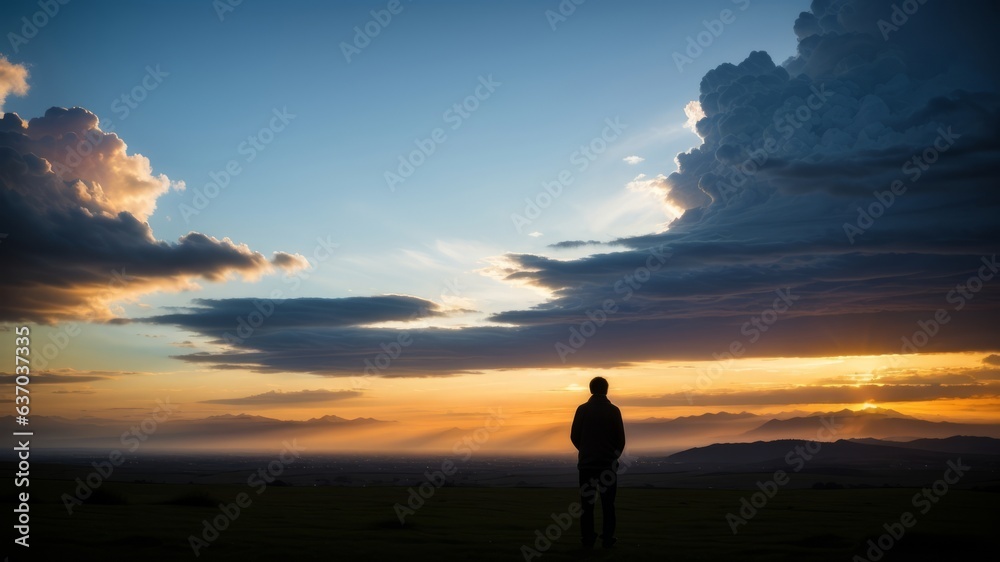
[
  {"x1": 0, "y1": 56, "x2": 29, "y2": 111},
  {"x1": 682, "y1": 100, "x2": 705, "y2": 137}
]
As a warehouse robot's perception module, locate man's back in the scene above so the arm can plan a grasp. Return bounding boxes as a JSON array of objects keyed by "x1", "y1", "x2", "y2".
[{"x1": 570, "y1": 394, "x2": 626, "y2": 469}]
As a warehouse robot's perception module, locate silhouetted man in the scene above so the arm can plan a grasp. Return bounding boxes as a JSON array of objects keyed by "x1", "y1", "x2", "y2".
[{"x1": 570, "y1": 376, "x2": 626, "y2": 549}]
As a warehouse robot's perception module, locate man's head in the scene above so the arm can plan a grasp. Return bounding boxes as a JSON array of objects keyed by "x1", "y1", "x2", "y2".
[{"x1": 589, "y1": 376, "x2": 609, "y2": 396}]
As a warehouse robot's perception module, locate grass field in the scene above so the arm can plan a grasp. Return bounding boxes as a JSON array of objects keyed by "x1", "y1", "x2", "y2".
[{"x1": 17, "y1": 475, "x2": 998, "y2": 561}]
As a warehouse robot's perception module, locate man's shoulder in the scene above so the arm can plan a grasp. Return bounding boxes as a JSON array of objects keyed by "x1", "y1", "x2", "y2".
[
  {"x1": 576, "y1": 399, "x2": 620, "y2": 413},
  {"x1": 599, "y1": 400, "x2": 623, "y2": 418}
]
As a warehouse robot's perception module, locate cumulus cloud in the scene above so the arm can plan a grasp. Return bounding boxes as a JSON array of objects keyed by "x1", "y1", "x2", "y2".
[
  {"x1": 0, "y1": 105, "x2": 306, "y2": 323},
  {"x1": 272, "y1": 251, "x2": 310, "y2": 272},
  {"x1": 483, "y1": 0, "x2": 1000, "y2": 353},
  {"x1": 623, "y1": 155, "x2": 645, "y2": 165},
  {"x1": 0, "y1": 56, "x2": 29, "y2": 111},
  {"x1": 200, "y1": 389, "x2": 362, "y2": 405},
  {"x1": 9, "y1": 106, "x2": 180, "y2": 221}
]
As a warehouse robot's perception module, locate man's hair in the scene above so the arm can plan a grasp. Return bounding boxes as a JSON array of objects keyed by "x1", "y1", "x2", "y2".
[{"x1": 589, "y1": 376, "x2": 609, "y2": 395}]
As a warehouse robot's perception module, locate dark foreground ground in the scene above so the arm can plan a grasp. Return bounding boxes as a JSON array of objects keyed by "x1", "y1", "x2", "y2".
[{"x1": 11, "y1": 473, "x2": 999, "y2": 561}]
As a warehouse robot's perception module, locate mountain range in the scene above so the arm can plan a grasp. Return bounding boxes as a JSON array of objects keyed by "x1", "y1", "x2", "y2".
[{"x1": 663, "y1": 435, "x2": 1000, "y2": 471}]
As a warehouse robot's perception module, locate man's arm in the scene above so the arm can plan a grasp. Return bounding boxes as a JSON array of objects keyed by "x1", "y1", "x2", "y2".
[
  {"x1": 613, "y1": 406, "x2": 626, "y2": 456},
  {"x1": 570, "y1": 407, "x2": 582, "y2": 450}
]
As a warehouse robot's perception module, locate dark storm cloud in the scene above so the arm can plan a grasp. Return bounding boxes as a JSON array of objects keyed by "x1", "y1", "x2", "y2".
[
  {"x1": 548, "y1": 240, "x2": 606, "y2": 249},
  {"x1": 126, "y1": 0, "x2": 1000, "y2": 377},
  {"x1": 144, "y1": 295, "x2": 447, "y2": 332},
  {"x1": 482, "y1": 0, "x2": 1000, "y2": 353},
  {"x1": 156, "y1": 308, "x2": 998, "y2": 377}
]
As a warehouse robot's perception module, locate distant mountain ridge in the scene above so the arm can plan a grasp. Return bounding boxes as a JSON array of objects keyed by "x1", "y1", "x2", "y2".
[
  {"x1": 849, "y1": 435, "x2": 1000, "y2": 455},
  {"x1": 1, "y1": 412, "x2": 396, "y2": 451},
  {"x1": 665, "y1": 436, "x2": 1000, "y2": 467},
  {"x1": 743, "y1": 408, "x2": 1000, "y2": 441}
]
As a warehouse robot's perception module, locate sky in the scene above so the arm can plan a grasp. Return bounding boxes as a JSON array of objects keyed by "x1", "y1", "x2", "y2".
[{"x1": 1, "y1": 0, "x2": 999, "y2": 451}]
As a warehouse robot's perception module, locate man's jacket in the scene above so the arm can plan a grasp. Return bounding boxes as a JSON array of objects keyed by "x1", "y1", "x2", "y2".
[{"x1": 570, "y1": 394, "x2": 626, "y2": 470}]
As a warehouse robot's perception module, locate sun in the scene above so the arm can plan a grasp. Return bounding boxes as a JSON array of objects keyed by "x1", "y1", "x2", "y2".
[{"x1": 859, "y1": 402, "x2": 878, "y2": 411}]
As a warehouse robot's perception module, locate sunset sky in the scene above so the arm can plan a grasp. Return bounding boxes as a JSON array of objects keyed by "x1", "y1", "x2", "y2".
[{"x1": 2, "y1": 0, "x2": 999, "y2": 447}]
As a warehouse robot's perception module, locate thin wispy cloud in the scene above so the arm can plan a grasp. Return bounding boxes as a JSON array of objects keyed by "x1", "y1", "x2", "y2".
[
  {"x1": 621, "y1": 383, "x2": 1000, "y2": 407},
  {"x1": 200, "y1": 389, "x2": 362, "y2": 405}
]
